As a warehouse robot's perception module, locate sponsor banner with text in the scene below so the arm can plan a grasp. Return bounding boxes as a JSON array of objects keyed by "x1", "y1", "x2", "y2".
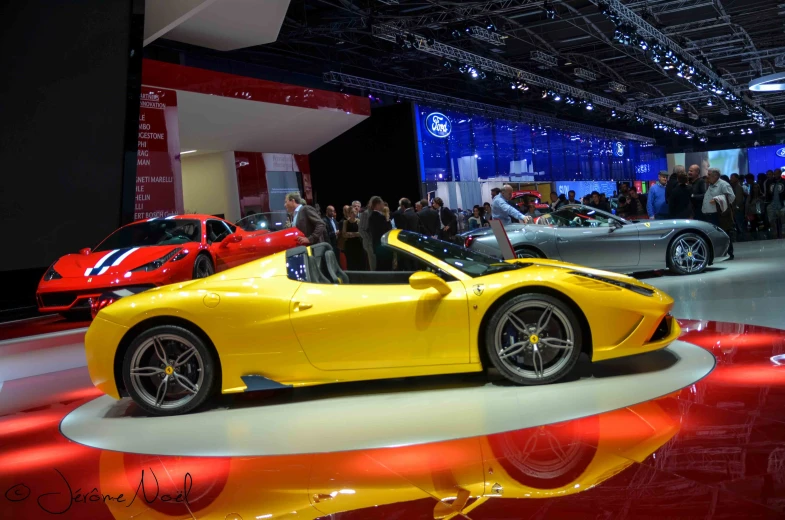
[{"x1": 135, "y1": 87, "x2": 183, "y2": 221}]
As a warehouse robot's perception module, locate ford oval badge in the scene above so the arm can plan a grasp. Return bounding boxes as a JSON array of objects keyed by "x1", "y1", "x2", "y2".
[
  {"x1": 614, "y1": 141, "x2": 625, "y2": 157},
  {"x1": 425, "y1": 112, "x2": 451, "y2": 138},
  {"x1": 776, "y1": 147, "x2": 785, "y2": 158}
]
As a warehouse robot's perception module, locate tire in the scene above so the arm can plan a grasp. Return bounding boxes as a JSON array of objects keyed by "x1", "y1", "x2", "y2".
[
  {"x1": 193, "y1": 254, "x2": 215, "y2": 279},
  {"x1": 668, "y1": 232, "x2": 709, "y2": 275},
  {"x1": 121, "y1": 325, "x2": 217, "y2": 416},
  {"x1": 514, "y1": 247, "x2": 543, "y2": 259},
  {"x1": 484, "y1": 293, "x2": 582, "y2": 385}
]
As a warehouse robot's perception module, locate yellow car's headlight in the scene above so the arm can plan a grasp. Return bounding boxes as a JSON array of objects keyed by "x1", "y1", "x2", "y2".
[{"x1": 571, "y1": 271, "x2": 654, "y2": 297}]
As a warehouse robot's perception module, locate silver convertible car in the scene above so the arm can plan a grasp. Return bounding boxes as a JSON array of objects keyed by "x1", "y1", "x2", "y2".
[{"x1": 463, "y1": 204, "x2": 730, "y2": 275}]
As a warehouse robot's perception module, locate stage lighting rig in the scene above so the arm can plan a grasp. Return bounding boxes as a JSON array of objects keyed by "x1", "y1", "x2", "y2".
[
  {"x1": 531, "y1": 51, "x2": 558, "y2": 68},
  {"x1": 574, "y1": 68, "x2": 598, "y2": 81},
  {"x1": 608, "y1": 81, "x2": 627, "y2": 93}
]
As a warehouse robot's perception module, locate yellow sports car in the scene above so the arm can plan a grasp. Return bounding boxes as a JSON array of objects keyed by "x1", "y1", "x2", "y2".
[{"x1": 84, "y1": 230, "x2": 680, "y2": 415}]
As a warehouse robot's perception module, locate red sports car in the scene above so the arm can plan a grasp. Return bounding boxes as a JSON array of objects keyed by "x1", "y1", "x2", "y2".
[
  {"x1": 511, "y1": 190, "x2": 550, "y2": 211},
  {"x1": 36, "y1": 214, "x2": 302, "y2": 318}
]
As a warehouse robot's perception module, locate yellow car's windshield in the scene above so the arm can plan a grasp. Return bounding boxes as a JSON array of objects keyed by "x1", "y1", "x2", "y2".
[{"x1": 395, "y1": 231, "x2": 527, "y2": 277}]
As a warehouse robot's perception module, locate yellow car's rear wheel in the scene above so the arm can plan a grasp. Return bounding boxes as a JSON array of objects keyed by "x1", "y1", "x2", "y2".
[
  {"x1": 121, "y1": 325, "x2": 217, "y2": 416},
  {"x1": 485, "y1": 294, "x2": 582, "y2": 385}
]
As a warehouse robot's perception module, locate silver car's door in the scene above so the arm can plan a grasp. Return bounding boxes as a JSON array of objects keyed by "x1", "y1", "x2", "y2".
[{"x1": 550, "y1": 206, "x2": 640, "y2": 268}]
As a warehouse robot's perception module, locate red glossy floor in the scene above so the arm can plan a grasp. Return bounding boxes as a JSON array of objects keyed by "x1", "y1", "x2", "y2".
[{"x1": 3, "y1": 319, "x2": 785, "y2": 519}]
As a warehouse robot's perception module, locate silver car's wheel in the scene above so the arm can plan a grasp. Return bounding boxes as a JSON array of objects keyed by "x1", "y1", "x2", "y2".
[
  {"x1": 515, "y1": 247, "x2": 542, "y2": 259},
  {"x1": 122, "y1": 326, "x2": 216, "y2": 416},
  {"x1": 485, "y1": 294, "x2": 582, "y2": 385},
  {"x1": 669, "y1": 233, "x2": 708, "y2": 275},
  {"x1": 193, "y1": 254, "x2": 215, "y2": 279}
]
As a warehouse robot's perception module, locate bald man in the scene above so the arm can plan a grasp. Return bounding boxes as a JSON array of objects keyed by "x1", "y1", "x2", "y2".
[{"x1": 491, "y1": 185, "x2": 532, "y2": 225}]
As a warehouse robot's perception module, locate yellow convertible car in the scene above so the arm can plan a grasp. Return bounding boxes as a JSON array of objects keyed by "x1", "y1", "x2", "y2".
[{"x1": 85, "y1": 230, "x2": 680, "y2": 415}]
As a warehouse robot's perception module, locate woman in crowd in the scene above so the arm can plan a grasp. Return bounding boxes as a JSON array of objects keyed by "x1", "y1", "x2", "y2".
[
  {"x1": 668, "y1": 172, "x2": 693, "y2": 219},
  {"x1": 468, "y1": 205, "x2": 483, "y2": 230},
  {"x1": 745, "y1": 183, "x2": 764, "y2": 238},
  {"x1": 368, "y1": 196, "x2": 393, "y2": 271},
  {"x1": 340, "y1": 205, "x2": 364, "y2": 270}
]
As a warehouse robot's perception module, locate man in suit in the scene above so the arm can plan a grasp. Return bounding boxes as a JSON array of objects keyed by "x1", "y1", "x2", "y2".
[
  {"x1": 417, "y1": 198, "x2": 441, "y2": 237},
  {"x1": 323, "y1": 205, "x2": 339, "y2": 255},
  {"x1": 433, "y1": 197, "x2": 457, "y2": 240},
  {"x1": 394, "y1": 198, "x2": 420, "y2": 232},
  {"x1": 285, "y1": 192, "x2": 327, "y2": 245}
]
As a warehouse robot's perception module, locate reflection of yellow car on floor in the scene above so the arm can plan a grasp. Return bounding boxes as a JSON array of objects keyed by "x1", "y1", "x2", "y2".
[
  {"x1": 96, "y1": 400, "x2": 680, "y2": 519},
  {"x1": 85, "y1": 229, "x2": 680, "y2": 415}
]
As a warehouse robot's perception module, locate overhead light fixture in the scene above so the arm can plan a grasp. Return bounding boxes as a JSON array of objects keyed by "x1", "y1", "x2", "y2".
[
  {"x1": 585, "y1": 101, "x2": 594, "y2": 111},
  {"x1": 180, "y1": 150, "x2": 197, "y2": 155}
]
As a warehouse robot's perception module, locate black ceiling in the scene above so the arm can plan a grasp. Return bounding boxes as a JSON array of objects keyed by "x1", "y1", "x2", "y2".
[{"x1": 149, "y1": 0, "x2": 785, "y2": 141}]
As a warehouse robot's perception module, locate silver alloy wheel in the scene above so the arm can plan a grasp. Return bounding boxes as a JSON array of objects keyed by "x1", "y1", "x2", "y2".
[
  {"x1": 194, "y1": 255, "x2": 214, "y2": 278},
  {"x1": 493, "y1": 300, "x2": 574, "y2": 380},
  {"x1": 672, "y1": 236, "x2": 707, "y2": 273},
  {"x1": 128, "y1": 333, "x2": 204, "y2": 411}
]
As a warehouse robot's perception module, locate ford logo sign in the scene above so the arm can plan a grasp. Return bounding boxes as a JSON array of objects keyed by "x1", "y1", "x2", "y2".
[
  {"x1": 776, "y1": 147, "x2": 785, "y2": 158},
  {"x1": 614, "y1": 141, "x2": 625, "y2": 157},
  {"x1": 425, "y1": 112, "x2": 451, "y2": 138}
]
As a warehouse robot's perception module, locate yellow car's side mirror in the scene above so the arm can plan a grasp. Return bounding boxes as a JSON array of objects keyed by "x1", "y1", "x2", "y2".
[{"x1": 409, "y1": 271, "x2": 451, "y2": 296}]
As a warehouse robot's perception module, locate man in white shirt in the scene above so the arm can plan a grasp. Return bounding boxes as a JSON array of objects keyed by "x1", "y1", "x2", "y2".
[
  {"x1": 702, "y1": 168, "x2": 735, "y2": 259},
  {"x1": 491, "y1": 185, "x2": 533, "y2": 225}
]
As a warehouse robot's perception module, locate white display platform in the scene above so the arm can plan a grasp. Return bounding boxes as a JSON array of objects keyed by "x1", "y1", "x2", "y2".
[{"x1": 60, "y1": 340, "x2": 714, "y2": 457}]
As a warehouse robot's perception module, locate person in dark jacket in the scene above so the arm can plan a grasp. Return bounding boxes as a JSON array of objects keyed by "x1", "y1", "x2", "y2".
[
  {"x1": 417, "y1": 198, "x2": 441, "y2": 237},
  {"x1": 394, "y1": 198, "x2": 420, "y2": 232},
  {"x1": 433, "y1": 197, "x2": 457, "y2": 240},
  {"x1": 666, "y1": 165, "x2": 684, "y2": 202},
  {"x1": 668, "y1": 172, "x2": 693, "y2": 219},
  {"x1": 688, "y1": 164, "x2": 707, "y2": 221}
]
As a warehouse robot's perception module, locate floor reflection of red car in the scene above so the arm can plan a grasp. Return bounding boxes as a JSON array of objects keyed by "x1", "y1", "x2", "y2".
[
  {"x1": 511, "y1": 190, "x2": 550, "y2": 212},
  {"x1": 36, "y1": 214, "x2": 302, "y2": 318}
]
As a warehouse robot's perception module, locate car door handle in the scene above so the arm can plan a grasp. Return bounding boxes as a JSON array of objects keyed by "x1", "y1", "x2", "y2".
[
  {"x1": 557, "y1": 237, "x2": 568, "y2": 242},
  {"x1": 293, "y1": 301, "x2": 312, "y2": 311}
]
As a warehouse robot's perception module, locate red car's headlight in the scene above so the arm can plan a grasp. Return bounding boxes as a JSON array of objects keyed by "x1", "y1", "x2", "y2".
[
  {"x1": 131, "y1": 248, "x2": 186, "y2": 272},
  {"x1": 43, "y1": 263, "x2": 62, "y2": 281}
]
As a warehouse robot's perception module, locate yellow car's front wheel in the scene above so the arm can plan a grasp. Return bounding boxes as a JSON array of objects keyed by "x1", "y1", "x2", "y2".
[
  {"x1": 485, "y1": 294, "x2": 583, "y2": 385},
  {"x1": 121, "y1": 325, "x2": 217, "y2": 416}
]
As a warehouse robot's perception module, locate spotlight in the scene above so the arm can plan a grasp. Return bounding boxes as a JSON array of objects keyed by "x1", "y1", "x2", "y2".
[
  {"x1": 565, "y1": 96, "x2": 575, "y2": 105},
  {"x1": 611, "y1": 110, "x2": 617, "y2": 118},
  {"x1": 673, "y1": 103, "x2": 683, "y2": 113},
  {"x1": 544, "y1": 0, "x2": 556, "y2": 19},
  {"x1": 553, "y1": 92, "x2": 562, "y2": 101},
  {"x1": 443, "y1": 60, "x2": 453, "y2": 69},
  {"x1": 706, "y1": 98, "x2": 714, "y2": 107},
  {"x1": 542, "y1": 91, "x2": 549, "y2": 99},
  {"x1": 585, "y1": 101, "x2": 594, "y2": 111},
  {"x1": 486, "y1": 22, "x2": 497, "y2": 32}
]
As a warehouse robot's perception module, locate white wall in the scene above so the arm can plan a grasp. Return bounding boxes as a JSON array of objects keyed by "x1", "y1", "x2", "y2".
[{"x1": 180, "y1": 151, "x2": 241, "y2": 222}]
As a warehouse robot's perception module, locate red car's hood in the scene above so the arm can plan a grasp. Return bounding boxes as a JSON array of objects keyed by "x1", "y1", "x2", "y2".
[{"x1": 53, "y1": 245, "x2": 192, "y2": 278}]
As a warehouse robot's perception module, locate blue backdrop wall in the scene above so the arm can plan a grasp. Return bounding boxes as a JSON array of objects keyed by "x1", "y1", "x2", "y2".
[{"x1": 415, "y1": 104, "x2": 666, "y2": 183}]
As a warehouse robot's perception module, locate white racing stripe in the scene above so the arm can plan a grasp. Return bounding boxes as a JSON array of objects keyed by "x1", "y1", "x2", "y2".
[{"x1": 111, "y1": 247, "x2": 139, "y2": 266}]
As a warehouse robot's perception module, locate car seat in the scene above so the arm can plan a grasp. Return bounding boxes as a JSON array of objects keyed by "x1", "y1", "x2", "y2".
[
  {"x1": 324, "y1": 250, "x2": 349, "y2": 284},
  {"x1": 308, "y1": 243, "x2": 333, "y2": 284}
]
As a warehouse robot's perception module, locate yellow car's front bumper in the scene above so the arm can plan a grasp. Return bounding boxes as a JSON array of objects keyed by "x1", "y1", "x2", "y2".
[
  {"x1": 84, "y1": 316, "x2": 128, "y2": 400},
  {"x1": 592, "y1": 313, "x2": 681, "y2": 362}
]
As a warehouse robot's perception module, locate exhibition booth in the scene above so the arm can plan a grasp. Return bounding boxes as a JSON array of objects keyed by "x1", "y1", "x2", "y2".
[{"x1": 135, "y1": 59, "x2": 370, "y2": 223}]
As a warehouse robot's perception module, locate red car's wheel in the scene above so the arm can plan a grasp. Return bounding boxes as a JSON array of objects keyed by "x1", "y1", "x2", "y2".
[{"x1": 193, "y1": 254, "x2": 214, "y2": 279}]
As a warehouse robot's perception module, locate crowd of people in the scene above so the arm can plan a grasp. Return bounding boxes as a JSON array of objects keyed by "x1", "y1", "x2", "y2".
[
  {"x1": 280, "y1": 185, "x2": 531, "y2": 272},
  {"x1": 281, "y1": 168, "x2": 785, "y2": 270}
]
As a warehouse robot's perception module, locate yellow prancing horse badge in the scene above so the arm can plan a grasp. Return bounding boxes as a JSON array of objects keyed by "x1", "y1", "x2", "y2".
[
  {"x1": 644, "y1": 222, "x2": 651, "y2": 228},
  {"x1": 473, "y1": 284, "x2": 485, "y2": 296}
]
